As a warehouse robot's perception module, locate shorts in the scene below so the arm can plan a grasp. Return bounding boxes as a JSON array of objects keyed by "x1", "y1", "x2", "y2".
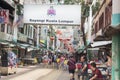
[{"x1": 69, "y1": 69, "x2": 75, "y2": 74}]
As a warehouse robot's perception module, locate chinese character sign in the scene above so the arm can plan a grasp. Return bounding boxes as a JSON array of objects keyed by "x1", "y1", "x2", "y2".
[{"x1": 0, "y1": 9, "x2": 9, "y2": 24}]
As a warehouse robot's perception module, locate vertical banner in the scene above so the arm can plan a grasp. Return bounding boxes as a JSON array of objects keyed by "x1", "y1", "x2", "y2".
[{"x1": 0, "y1": 9, "x2": 9, "y2": 24}]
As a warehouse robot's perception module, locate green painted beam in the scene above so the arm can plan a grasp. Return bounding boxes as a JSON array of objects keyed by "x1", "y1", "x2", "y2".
[
  {"x1": 112, "y1": 14, "x2": 120, "y2": 26},
  {"x1": 112, "y1": 33, "x2": 120, "y2": 80}
]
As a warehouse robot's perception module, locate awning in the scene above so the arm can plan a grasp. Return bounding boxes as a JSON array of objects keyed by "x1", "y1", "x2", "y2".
[
  {"x1": 0, "y1": 40, "x2": 16, "y2": 47},
  {"x1": 0, "y1": 41, "x2": 9, "y2": 45},
  {"x1": 91, "y1": 41, "x2": 112, "y2": 47},
  {"x1": 20, "y1": 43, "x2": 30, "y2": 47},
  {"x1": 16, "y1": 43, "x2": 31, "y2": 49},
  {"x1": 87, "y1": 48, "x2": 99, "y2": 50}
]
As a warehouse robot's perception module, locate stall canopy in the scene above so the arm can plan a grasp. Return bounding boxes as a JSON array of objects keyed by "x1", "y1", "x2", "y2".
[
  {"x1": 16, "y1": 43, "x2": 30, "y2": 49},
  {"x1": 0, "y1": 40, "x2": 16, "y2": 47},
  {"x1": 91, "y1": 41, "x2": 112, "y2": 47}
]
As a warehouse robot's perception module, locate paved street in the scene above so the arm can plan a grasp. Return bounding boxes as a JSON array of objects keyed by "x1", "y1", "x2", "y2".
[
  {"x1": 9, "y1": 69, "x2": 53, "y2": 80},
  {"x1": 0, "y1": 65, "x2": 72, "y2": 80},
  {"x1": 38, "y1": 70, "x2": 70, "y2": 80}
]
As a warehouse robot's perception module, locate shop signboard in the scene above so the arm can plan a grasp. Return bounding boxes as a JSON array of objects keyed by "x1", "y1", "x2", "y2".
[
  {"x1": 0, "y1": 9, "x2": 9, "y2": 24},
  {"x1": 24, "y1": 5, "x2": 81, "y2": 25}
]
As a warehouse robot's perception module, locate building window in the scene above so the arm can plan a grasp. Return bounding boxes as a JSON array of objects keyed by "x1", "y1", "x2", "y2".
[
  {"x1": 7, "y1": 24, "x2": 12, "y2": 34},
  {"x1": 30, "y1": 26, "x2": 32, "y2": 38},
  {"x1": 28, "y1": 26, "x2": 32, "y2": 38},
  {"x1": 33, "y1": 29, "x2": 36, "y2": 39},
  {"x1": 28, "y1": 26, "x2": 30, "y2": 38},
  {"x1": 95, "y1": 22, "x2": 98, "y2": 33},
  {"x1": 24, "y1": 24, "x2": 27, "y2": 35},
  {"x1": 99, "y1": 13, "x2": 104, "y2": 30},
  {"x1": 7, "y1": 25, "x2": 9, "y2": 34},
  {"x1": 18, "y1": 27, "x2": 24, "y2": 34},
  {"x1": 1, "y1": 24, "x2": 5, "y2": 32},
  {"x1": 62, "y1": 26, "x2": 66, "y2": 29}
]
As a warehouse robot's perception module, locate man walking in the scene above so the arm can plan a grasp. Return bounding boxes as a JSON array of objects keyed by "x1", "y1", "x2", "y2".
[{"x1": 67, "y1": 55, "x2": 76, "y2": 80}]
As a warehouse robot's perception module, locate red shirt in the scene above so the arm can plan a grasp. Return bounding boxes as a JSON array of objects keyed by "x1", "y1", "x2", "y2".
[{"x1": 92, "y1": 68, "x2": 103, "y2": 80}]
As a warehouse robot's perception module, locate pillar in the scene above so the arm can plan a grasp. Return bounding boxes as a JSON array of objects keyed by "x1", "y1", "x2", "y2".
[
  {"x1": 112, "y1": 33, "x2": 120, "y2": 80},
  {"x1": 36, "y1": 26, "x2": 40, "y2": 48},
  {"x1": 13, "y1": 4, "x2": 18, "y2": 43},
  {"x1": 112, "y1": 0, "x2": 120, "y2": 80}
]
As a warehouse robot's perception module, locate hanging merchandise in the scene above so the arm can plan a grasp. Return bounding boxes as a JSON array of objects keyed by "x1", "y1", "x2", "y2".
[
  {"x1": 8, "y1": 50, "x2": 17, "y2": 68},
  {"x1": 0, "y1": 49, "x2": 17, "y2": 75}
]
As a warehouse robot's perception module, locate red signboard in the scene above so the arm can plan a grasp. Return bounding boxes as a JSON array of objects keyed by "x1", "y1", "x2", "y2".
[{"x1": 0, "y1": 9, "x2": 9, "y2": 24}]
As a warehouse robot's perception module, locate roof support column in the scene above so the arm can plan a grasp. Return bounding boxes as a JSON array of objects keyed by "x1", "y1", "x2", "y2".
[
  {"x1": 112, "y1": 0, "x2": 120, "y2": 80},
  {"x1": 112, "y1": 33, "x2": 120, "y2": 80}
]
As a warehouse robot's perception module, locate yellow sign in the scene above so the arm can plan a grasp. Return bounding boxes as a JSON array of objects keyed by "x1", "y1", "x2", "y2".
[{"x1": 40, "y1": 40, "x2": 45, "y2": 44}]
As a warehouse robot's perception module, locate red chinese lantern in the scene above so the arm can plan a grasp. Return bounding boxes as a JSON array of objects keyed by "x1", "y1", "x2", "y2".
[
  {"x1": 50, "y1": 36, "x2": 54, "y2": 40},
  {"x1": 63, "y1": 39, "x2": 67, "y2": 44},
  {"x1": 66, "y1": 38, "x2": 70, "y2": 41},
  {"x1": 56, "y1": 30, "x2": 62, "y2": 35},
  {"x1": 58, "y1": 38, "x2": 62, "y2": 41}
]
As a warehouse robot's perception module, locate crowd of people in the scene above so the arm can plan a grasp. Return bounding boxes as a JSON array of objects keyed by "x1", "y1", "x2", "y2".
[
  {"x1": 0, "y1": 48, "x2": 112, "y2": 80},
  {"x1": 67, "y1": 53, "x2": 112, "y2": 80},
  {"x1": 41, "y1": 51, "x2": 69, "y2": 70},
  {"x1": 37, "y1": 50, "x2": 112, "y2": 80}
]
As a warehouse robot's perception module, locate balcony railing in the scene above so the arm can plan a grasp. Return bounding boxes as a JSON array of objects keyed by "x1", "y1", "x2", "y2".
[{"x1": 0, "y1": 32, "x2": 13, "y2": 41}]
